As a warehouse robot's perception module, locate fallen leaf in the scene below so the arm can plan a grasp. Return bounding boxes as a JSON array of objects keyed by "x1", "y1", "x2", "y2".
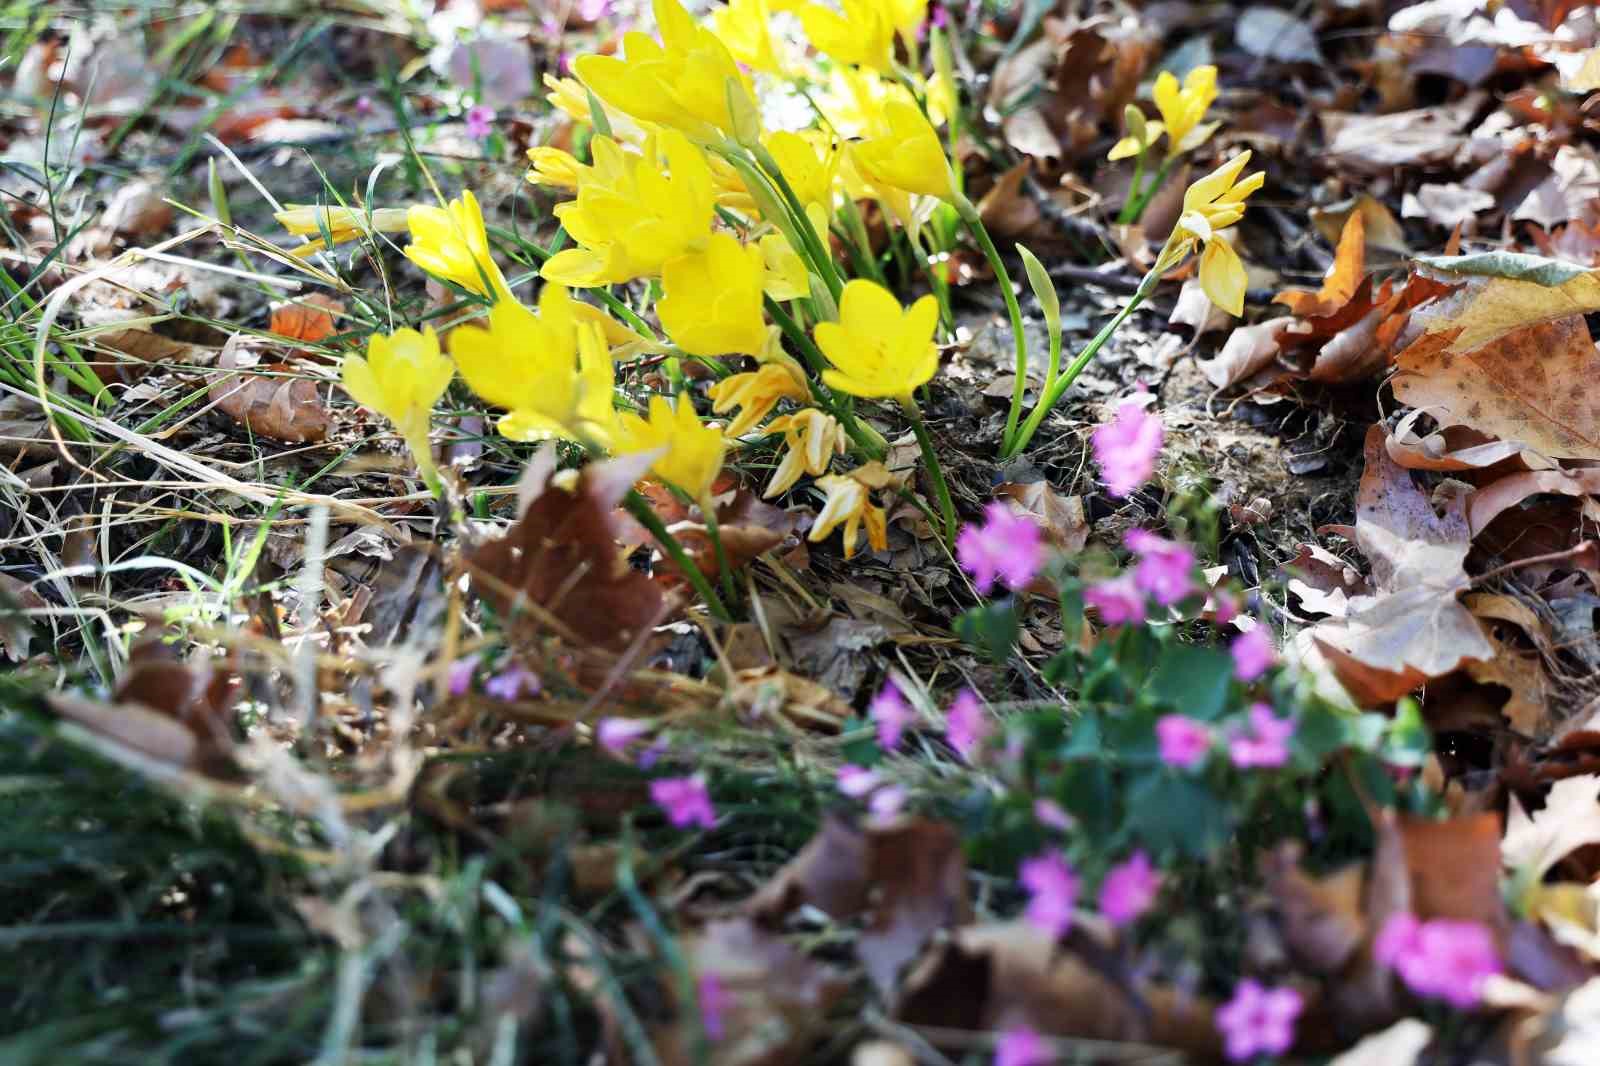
[
  {"x1": 1504, "y1": 775, "x2": 1600, "y2": 886},
  {"x1": 1320, "y1": 93, "x2": 1485, "y2": 173},
  {"x1": 1399, "y1": 811, "x2": 1507, "y2": 929},
  {"x1": 1466, "y1": 467, "x2": 1600, "y2": 535},
  {"x1": 1401, "y1": 183, "x2": 1496, "y2": 231},
  {"x1": 269, "y1": 293, "x2": 345, "y2": 343},
  {"x1": 1326, "y1": 1019, "x2": 1432, "y2": 1066},
  {"x1": 995, "y1": 481, "x2": 1089, "y2": 553},
  {"x1": 1407, "y1": 252, "x2": 1600, "y2": 353},
  {"x1": 1277, "y1": 211, "x2": 1367, "y2": 318},
  {"x1": 1311, "y1": 195, "x2": 1410, "y2": 258},
  {"x1": 1237, "y1": 7, "x2": 1324, "y2": 64},
  {"x1": 1198, "y1": 317, "x2": 1301, "y2": 388},
  {"x1": 1261, "y1": 843, "x2": 1367, "y2": 974}
]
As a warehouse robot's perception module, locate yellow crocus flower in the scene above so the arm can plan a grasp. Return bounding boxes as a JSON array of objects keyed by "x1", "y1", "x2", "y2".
[
  {"x1": 1160, "y1": 152, "x2": 1265, "y2": 316},
  {"x1": 543, "y1": 73, "x2": 648, "y2": 144},
  {"x1": 274, "y1": 205, "x2": 409, "y2": 258},
  {"x1": 404, "y1": 190, "x2": 513, "y2": 302},
  {"x1": 810, "y1": 469, "x2": 887, "y2": 559},
  {"x1": 526, "y1": 146, "x2": 586, "y2": 190},
  {"x1": 1107, "y1": 105, "x2": 1164, "y2": 162},
  {"x1": 341, "y1": 326, "x2": 454, "y2": 484},
  {"x1": 759, "y1": 233, "x2": 811, "y2": 301},
  {"x1": 542, "y1": 132, "x2": 716, "y2": 287},
  {"x1": 613, "y1": 393, "x2": 727, "y2": 503},
  {"x1": 1152, "y1": 65, "x2": 1219, "y2": 158},
  {"x1": 659, "y1": 233, "x2": 770, "y2": 358},
  {"x1": 765, "y1": 130, "x2": 838, "y2": 220},
  {"x1": 708, "y1": 363, "x2": 809, "y2": 438},
  {"x1": 851, "y1": 98, "x2": 956, "y2": 202},
  {"x1": 575, "y1": 0, "x2": 758, "y2": 144},
  {"x1": 449, "y1": 283, "x2": 616, "y2": 444},
  {"x1": 885, "y1": 0, "x2": 928, "y2": 43},
  {"x1": 814, "y1": 279, "x2": 940, "y2": 400},
  {"x1": 764, "y1": 407, "x2": 844, "y2": 497},
  {"x1": 798, "y1": 0, "x2": 896, "y2": 73},
  {"x1": 713, "y1": 0, "x2": 783, "y2": 73}
]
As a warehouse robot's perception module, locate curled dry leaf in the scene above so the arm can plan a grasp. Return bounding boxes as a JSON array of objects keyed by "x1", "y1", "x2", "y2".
[
  {"x1": 209, "y1": 336, "x2": 332, "y2": 444},
  {"x1": 1504, "y1": 775, "x2": 1600, "y2": 888},
  {"x1": 466, "y1": 452, "x2": 668, "y2": 652},
  {"x1": 1466, "y1": 467, "x2": 1600, "y2": 535},
  {"x1": 1198, "y1": 317, "x2": 1301, "y2": 388},
  {"x1": 1311, "y1": 426, "x2": 1494, "y2": 704},
  {"x1": 269, "y1": 292, "x2": 345, "y2": 344},
  {"x1": 1278, "y1": 211, "x2": 1368, "y2": 319},
  {"x1": 995, "y1": 481, "x2": 1089, "y2": 553},
  {"x1": 1384, "y1": 411, "x2": 1533, "y2": 473}
]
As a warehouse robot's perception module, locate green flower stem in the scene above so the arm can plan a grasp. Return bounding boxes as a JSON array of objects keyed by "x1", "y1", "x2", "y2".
[
  {"x1": 1117, "y1": 149, "x2": 1147, "y2": 226},
  {"x1": 700, "y1": 492, "x2": 737, "y2": 604},
  {"x1": 749, "y1": 143, "x2": 845, "y2": 304},
  {"x1": 956, "y1": 197, "x2": 1030, "y2": 454},
  {"x1": 900, "y1": 395, "x2": 956, "y2": 545},
  {"x1": 624, "y1": 490, "x2": 733, "y2": 622},
  {"x1": 1004, "y1": 268, "x2": 1159, "y2": 460},
  {"x1": 764, "y1": 296, "x2": 887, "y2": 460},
  {"x1": 838, "y1": 195, "x2": 887, "y2": 286},
  {"x1": 1125, "y1": 155, "x2": 1179, "y2": 226}
]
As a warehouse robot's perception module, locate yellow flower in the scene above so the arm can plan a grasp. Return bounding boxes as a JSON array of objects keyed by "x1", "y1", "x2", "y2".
[
  {"x1": 1152, "y1": 65, "x2": 1219, "y2": 158},
  {"x1": 851, "y1": 98, "x2": 956, "y2": 201},
  {"x1": 575, "y1": 0, "x2": 758, "y2": 144},
  {"x1": 760, "y1": 233, "x2": 811, "y2": 301},
  {"x1": 543, "y1": 73, "x2": 647, "y2": 143},
  {"x1": 764, "y1": 408, "x2": 844, "y2": 497},
  {"x1": 1163, "y1": 152, "x2": 1265, "y2": 316},
  {"x1": 799, "y1": 0, "x2": 896, "y2": 72},
  {"x1": 659, "y1": 233, "x2": 769, "y2": 358},
  {"x1": 405, "y1": 190, "x2": 512, "y2": 302},
  {"x1": 810, "y1": 470, "x2": 887, "y2": 559},
  {"x1": 526, "y1": 146, "x2": 586, "y2": 190},
  {"x1": 613, "y1": 393, "x2": 727, "y2": 502},
  {"x1": 449, "y1": 283, "x2": 616, "y2": 443},
  {"x1": 1107, "y1": 105, "x2": 1164, "y2": 162},
  {"x1": 885, "y1": 0, "x2": 928, "y2": 43},
  {"x1": 713, "y1": 0, "x2": 783, "y2": 73},
  {"x1": 814, "y1": 280, "x2": 940, "y2": 400},
  {"x1": 542, "y1": 131, "x2": 716, "y2": 287},
  {"x1": 708, "y1": 363, "x2": 808, "y2": 437},
  {"x1": 341, "y1": 325, "x2": 454, "y2": 472},
  {"x1": 275, "y1": 205, "x2": 409, "y2": 257},
  {"x1": 765, "y1": 130, "x2": 838, "y2": 221}
]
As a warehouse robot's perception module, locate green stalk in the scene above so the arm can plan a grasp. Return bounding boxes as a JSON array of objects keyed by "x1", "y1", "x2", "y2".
[
  {"x1": 1124, "y1": 155, "x2": 1178, "y2": 227},
  {"x1": 1004, "y1": 269, "x2": 1159, "y2": 460},
  {"x1": 1117, "y1": 149, "x2": 1147, "y2": 225},
  {"x1": 901, "y1": 396, "x2": 956, "y2": 545},
  {"x1": 748, "y1": 143, "x2": 845, "y2": 304},
  {"x1": 624, "y1": 491, "x2": 732, "y2": 622},
  {"x1": 956, "y1": 198, "x2": 1031, "y2": 453},
  {"x1": 764, "y1": 296, "x2": 886, "y2": 460}
]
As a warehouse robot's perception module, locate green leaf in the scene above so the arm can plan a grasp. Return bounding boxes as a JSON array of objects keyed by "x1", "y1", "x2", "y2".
[
  {"x1": 1016, "y1": 243, "x2": 1060, "y2": 340},
  {"x1": 1414, "y1": 251, "x2": 1594, "y2": 287},
  {"x1": 1127, "y1": 773, "x2": 1231, "y2": 858},
  {"x1": 1146, "y1": 644, "x2": 1234, "y2": 720},
  {"x1": 586, "y1": 88, "x2": 613, "y2": 139},
  {"x1": 955, "y1": 601, "x2": 1019, "y2": 662}
]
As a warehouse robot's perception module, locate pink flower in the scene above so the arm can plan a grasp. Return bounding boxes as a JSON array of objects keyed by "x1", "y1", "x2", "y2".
[
  {"x1": 1374, "y1": 912, "x2": 1500, "y2": 1008},
  {"x1": 484, "y1": 666, "x2": 539, "y2": 701},
  {"x1": 1019, "y1": 850, "x2": 1078, "y2": 940},
  {"x1": 354, "y1": 94, "x2": 374, "y2": 116},
  {"x1": 957, "y1": 502, "x2": 1045, "y2": 595},
  {"x1": 1229, "y1": 703, "x2": 1294, "y2": 770},
  {"x1": 994, "y1": 1025, "x2": 1047, "y2": 1066},
  {"x1": 869, "y1": 785, "x2": 907, "y2": 819},
  {"x1": 871, "y1": 679, "x2": 915, "y2": 750},
  {"x1": 945, "y1": 688, "x2": 991, "y2": 761},
  {"x1": 837, "y1": 763, "x2": 882, "y2": 798},
  {"x1": 1157, "y1": 714, "x2": 1213, "y2": 770},
  {"x1": 1216, "y1": 980, "x2": 1302, "y2": 1061},
  {"x1": 465, "y1": 104, "x2": 496, "y2": 139},
  {"x1": 1230, "y1": 627, "x2": 1275, "y2": 682},
  {"x1": 597, "y1": 717, "x2": 650, "y2": 759},
  {"x1": 1034, "y1": 799, "x2": 1075, "y2": 831},
  {"x1": 1099, "y1": 851, "x2": 1160, "y2": 927},
  {"x1": 1209, "y1": 588, "x2": 1240, "y2": 625},
  {"x1": 697, "y1": 973, "x2": 730, "y2": 1040},
  {"x1": 447, "y1": 657, "x2": 475, "y2": 696},
  {"x1": 651, "y1": 776, "x2": 716, "y2": 829},
  {"x1": 1091, "y1": 396, "x2": 1163, "y2": 498},
  {"x1": 1125, "y1": 528, "x2": 1195, "y2": 606},
  {"x1": 1084, "y1": 574, "x2": 1145, "y2": 625},
  {"x1": 577, "y1": 0, "x2": 612, "y2": 20}
]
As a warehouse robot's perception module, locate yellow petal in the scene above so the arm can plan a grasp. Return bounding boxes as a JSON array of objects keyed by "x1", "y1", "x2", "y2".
[{"x1": 1199, "y1": 238, "x2": 1247, "y2": 317}]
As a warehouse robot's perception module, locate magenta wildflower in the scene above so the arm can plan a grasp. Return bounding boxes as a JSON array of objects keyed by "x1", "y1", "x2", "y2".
[
  {"x1": 1230, "y1": 627, "x2": 1275, "y2": 682},
  {"x1": 1156, "y1": 714, "x2": 1213, "y2": 770},
  {"x1": 1034, "y1": 799, "x2": 1075, "y2": 832},
  {"x1": 1125, "y1": 528, "x2": 1196, "y2": 606},
  {"x1": 957, "y1": 502, "x2": 1045, "y2": 595},
  {"x1": 945, "y1": 688, "x2": 992, "y2": 761},
  {"x1": 447, "y1": 657, "x2": 475, "y2": 696},
  {"x1": 871, "y1": 679, "x2": 915, "y2": 750},
  {"x1": 1208, "y1": 588, "x2": 1240, "y2": 625},
  {"x1": 354, "y1": 94, "x2": 374, "y2": 116},
  {"x1": 465, "y1": 104, "x2": 496, "y2": 139},
  {"x1": 1374, "y1": 912, "x2": 1500, "y2": 1008},
  {"x1": 597, "y1": 717, "x2": 650, "y2": 759},
  {"x1": 651, "y1": 776, "x2": 716, "y2": 829},
  {"x1": 1019, "y1": 850, "x2": 1079, "y2": 940},
  {"x1": 1091, "y1": 396, "x2": 1163, "y2": 498},
  {"x1": 1215, "y1": 979, "x2": 1302, "y2": 1062},
  {"x1": 1099, "y1": 851, "x2": 1160, "y2": 927},
  {"x1": 994, "y1": 1025, "x2": 1048, "y2": 1066},
  {"x1": 1084, "y1": 573, "x2": 1146, "y2": 625},
  {"x1": 869, "y1": 785, "x2": 907, "y2": 819},
  {"x1": 697, "y1": 973, "x2": 730, "y2": 1040},
  {"x1": 1229, "y1": 703, "x2": 1294, "y2": 769},
  {"x1": 484, "y1": 666, "x2": 539, "y2": 701},
  {"x1": 837, "y1": 763, "x2": 882, "y2": 798}
]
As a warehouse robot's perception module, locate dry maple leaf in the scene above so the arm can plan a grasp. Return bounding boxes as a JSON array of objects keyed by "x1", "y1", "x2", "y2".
[
  {"x1": 1504, "y1": 775, "x2": 1600, "y2": 886},
  {"x1": 1311, "y1": 426, "x2": 1494, "y2": 704},
  {"x1": 269, "y1": 293, "x2": 345, "y2": 344}
]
